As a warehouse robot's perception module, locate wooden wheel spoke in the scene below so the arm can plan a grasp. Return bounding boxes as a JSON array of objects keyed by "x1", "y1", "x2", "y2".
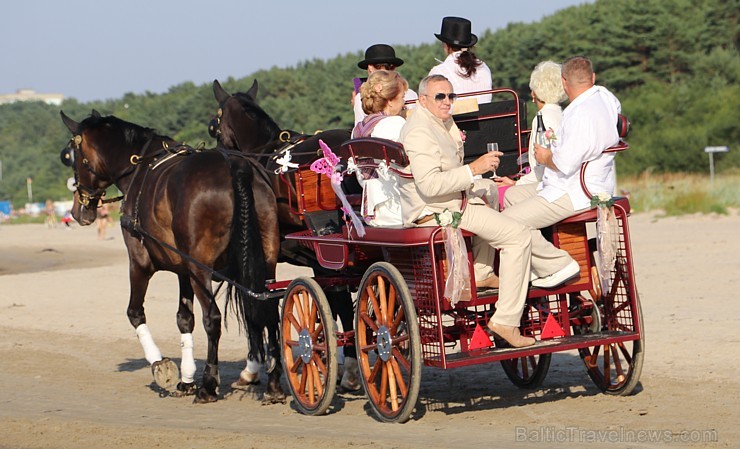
[
  {"x1": 521, "y1": 357, "x2": 531, "y2": 378},
  {"x1": 308, "y1": 299, "x2": 317, "y2": 330},
  {"x1": 611, "y1": 344, "x2": 626, "y2": 383},
  {"x1": 391, "y1": 347, "x2": 410, "y2": 372},
  {"x1": 310, "y1": 322, "x2": 324, "y2": 341},
  {"x1": 389, "y1": 358, "x2": 408, "y2": 399},
  {"x1": 366, "y1": 285, "x2": 383, "y2": 326},
  {"x1": 603, "y1": 344, "x2": 611, "y2": 385},
  {"x1": 290, "y1": 356, "x2": 304, "y2": 374},
  {"x1": 292, "y1": 292, "x2": 306, "y2": 327},
  {"x1": 287, "y1": 313, "x2": 302, "y2": 335},
  {"x1": 391, "y1": 307, "x2": 406, "y2": 335},
  {"x1": 379, "y1": 362, "x2": 388, "y2": 407},
  {"x1": 311, "y1": 351, "x2": 327, "y2": 375},
  {"x1": 387, "y1": 284, "x2": 396, "y2": 324},
  {"x1": 616, "y1": 341, "x2": 633, "y2": 365},
  {"x1": 360, "y1": 311, "x2": 380, "y2": 332},
  {"x1": 378, "y1": 276, "x2": 388, "y2": 324},
  {"x1": 368, "y1": 357, "x2": 382, "y2": 383},
  {"x1": 309, "y1": 362, "x2": 323, "y2": 399},
  {"x1": 298, "y1": 362, "x2": 308, "y2": 392},
  {"x1": 386, "y1": 361, "x2": 399, "y2": 412},
  {"x1": 284, "y1": 338, "x2": 299, "y2": 348},
  {"x1": 586, "y1": 345, "x2": 601, "y2": 369}
]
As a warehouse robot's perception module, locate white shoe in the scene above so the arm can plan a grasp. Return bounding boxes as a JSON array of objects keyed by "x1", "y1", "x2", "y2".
[
  {"x1": 531, "y1": 260, "x2": 580, "y2": 288},
  {"x1": 340, "y1": 357, "x2": 361, "y2": 392}
]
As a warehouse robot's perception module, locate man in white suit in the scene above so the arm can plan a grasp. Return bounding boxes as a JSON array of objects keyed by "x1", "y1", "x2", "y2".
[{"x1": 398, "y1": 75, "x2": 548, "y2": 347}]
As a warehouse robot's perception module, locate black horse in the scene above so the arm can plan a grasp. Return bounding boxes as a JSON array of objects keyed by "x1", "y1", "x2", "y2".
[
  {"x1": 59, "y1": 110, "x2": 286, "y2": 403},
  {"x1": 209, "y1": 80, "x2": 361, "y2": 391}
]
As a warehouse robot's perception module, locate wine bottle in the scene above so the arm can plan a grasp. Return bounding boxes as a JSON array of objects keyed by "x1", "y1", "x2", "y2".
[{"x1": 535, "y1": 111, "x2": 548, "y2": 148}]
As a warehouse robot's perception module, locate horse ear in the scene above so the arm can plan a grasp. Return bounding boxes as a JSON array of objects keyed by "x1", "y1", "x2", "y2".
[
  {"x1": 91, "y1": 109, "x2": 102, "y2": 118},
  {"x1": 60, "y1": 111, "x2": 79, "y2": 134},
  {"x1": 213, "y1": 79, "x2": 230, "y2": 104},
  {"x1": 246, "y1": 79, "x2": 259, "y2": 101}
]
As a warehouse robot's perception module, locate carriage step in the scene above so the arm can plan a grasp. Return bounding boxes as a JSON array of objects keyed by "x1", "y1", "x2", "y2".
[{"x1": 427, "y1": 331, "x2": 640, "y2": 368}]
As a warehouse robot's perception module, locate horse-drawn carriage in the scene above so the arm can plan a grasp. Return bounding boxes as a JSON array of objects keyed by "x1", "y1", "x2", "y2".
[
  {"x1": 60, "y1": 83, "x2": 642, "y2": 424},
  {"x1": 264, "y1": 88, "x2": 643, "y2": 423}
]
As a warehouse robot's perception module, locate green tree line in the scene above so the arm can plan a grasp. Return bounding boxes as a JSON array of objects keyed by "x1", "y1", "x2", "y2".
[{"x1": 0, "y1": 0, "x2": 737, "y2": 207}]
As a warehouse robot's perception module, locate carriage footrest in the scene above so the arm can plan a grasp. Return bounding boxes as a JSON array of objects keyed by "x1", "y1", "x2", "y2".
[{"x1": 425, "y1": 331, "x2": 640, "y2": 368}]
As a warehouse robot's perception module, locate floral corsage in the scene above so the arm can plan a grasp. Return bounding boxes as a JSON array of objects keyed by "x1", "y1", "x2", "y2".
[
  {"x1": 434, "y1": 209, "x2": 462, "y2": 228},
  {"x1": 590, "y1": 192, "x2": 615, "y2": 208}
]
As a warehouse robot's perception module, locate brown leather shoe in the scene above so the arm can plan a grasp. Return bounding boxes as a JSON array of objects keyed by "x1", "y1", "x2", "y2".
[
  {"x1": 487, "y1": 321, "x2": 536, "y2": 348},
  {"x1": 476, "y1": 274, "x2": 500, "y2": 289}
]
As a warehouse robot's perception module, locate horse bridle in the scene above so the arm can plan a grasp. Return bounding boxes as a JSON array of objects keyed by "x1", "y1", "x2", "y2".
[
  {"x1": 208, "y1": 101, "x2": 317, "y2": 167},
  {"x1": 61, "y1": 134, "x2": 136, "y2": 207}
]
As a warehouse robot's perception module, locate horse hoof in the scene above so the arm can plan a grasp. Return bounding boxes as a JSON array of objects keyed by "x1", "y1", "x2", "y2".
[
  {"x1": 231, "y1": 372, "x2": 260, "y2": 390},
  {"x1": 193, "y1": 388, "x2": 219, "y2": 404},
  {"x1": 151, "y1": 358, "x2": 179, "y2": 389},
  {"x1": 170, "y1": 381, "x2": 197, "y2": 398},
  {"x1": 261, "y1": 391, "x2": 287, "y2": 405}
]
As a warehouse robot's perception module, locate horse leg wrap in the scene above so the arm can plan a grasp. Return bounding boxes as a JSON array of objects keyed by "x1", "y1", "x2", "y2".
[
  {"x1": 246, "y1": 357, "x2": 261, "y2": 375},
  {"x1": 180, "y1": 333, "x2": 196, "y2": 384},
  {"x1": 135, "y1": 324, "x2": 163, "y2": 364}
]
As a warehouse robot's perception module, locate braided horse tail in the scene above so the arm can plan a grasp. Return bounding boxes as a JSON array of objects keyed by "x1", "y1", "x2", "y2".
[{"x1": 225, "y1": 157, "x2": 269, "y2": 362}]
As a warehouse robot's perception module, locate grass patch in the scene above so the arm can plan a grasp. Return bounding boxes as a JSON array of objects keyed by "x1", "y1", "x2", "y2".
[{"x1": 618, "y1": 171, "x2": 739, "y2": 216}]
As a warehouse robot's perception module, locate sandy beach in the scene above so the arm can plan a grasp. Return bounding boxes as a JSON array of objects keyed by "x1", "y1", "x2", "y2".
[{"x1": 0, "y1": 212, "x2": 738, "y2": 448}]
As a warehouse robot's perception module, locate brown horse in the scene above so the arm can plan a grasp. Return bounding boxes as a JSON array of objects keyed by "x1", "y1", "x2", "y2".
[
  {"x1": 209, "y1": 80, "x2": 361, "y2": 391},
  {"x1": 59, "y1": 110, "x2": 286, "y2": 403}
]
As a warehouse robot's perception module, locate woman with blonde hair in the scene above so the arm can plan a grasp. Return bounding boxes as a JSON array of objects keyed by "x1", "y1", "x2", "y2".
[
  {"x1": 352, "y1": 70, "x2": 409, "y2": 141},
  {"x1": 496, "y1": 60, "x2": 568, "y2": 189}
]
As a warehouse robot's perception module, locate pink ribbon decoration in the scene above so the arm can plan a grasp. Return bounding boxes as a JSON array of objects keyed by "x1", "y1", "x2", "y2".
[{"x1": 310, "y1": 139, "x2": 365, "y2": 237}]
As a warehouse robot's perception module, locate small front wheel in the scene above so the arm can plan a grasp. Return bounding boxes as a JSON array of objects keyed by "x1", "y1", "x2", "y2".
[
  {"x1": 355, "y1": 262, "x2": 421, "y2": 423},
  {"x1": 281, "y1": 277, "x2": 338, "y2": 415}
]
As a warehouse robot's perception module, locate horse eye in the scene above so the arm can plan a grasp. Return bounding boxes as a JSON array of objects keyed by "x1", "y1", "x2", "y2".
[{"x1": 60, "y1": 147, "x2": 75, "y2": 167}]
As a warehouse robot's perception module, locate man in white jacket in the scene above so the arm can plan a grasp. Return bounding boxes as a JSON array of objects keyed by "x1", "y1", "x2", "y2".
[{"x1": 502, "y1": 56, "x2": 622, "y2": 288}]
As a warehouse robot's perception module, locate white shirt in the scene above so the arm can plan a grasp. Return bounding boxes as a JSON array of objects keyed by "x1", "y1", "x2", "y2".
[
  {"x1": 354, "y1": 88, "x2": 418, "y2": 125},
  {"x1": 350, "y1": 115, "x2": 406, "y2": 141},
  {"x1": 428, "y1": 52, "x2": 492, "y2": 104},
  {"x1": 517, "y1": 103, "x2": 563, "y2": 185},
  {"x1": 538, "y1": 85, "x2": 621, "y2": 211}
]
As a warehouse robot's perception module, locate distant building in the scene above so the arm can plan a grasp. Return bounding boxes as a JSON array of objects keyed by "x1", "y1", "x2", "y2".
[{"x1": 0, "y1": 89, "x2": 64, "y2": 106}]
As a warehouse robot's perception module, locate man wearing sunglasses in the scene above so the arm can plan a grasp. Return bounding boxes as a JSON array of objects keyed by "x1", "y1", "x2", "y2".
[{"x1": 398, "y1": 74, "x2": 536, "y2": 348}]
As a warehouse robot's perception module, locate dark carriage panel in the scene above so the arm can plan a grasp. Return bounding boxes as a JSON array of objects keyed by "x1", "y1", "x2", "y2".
[{"x1": 454, "y1": 98, "x2": 528, "y2": 178}]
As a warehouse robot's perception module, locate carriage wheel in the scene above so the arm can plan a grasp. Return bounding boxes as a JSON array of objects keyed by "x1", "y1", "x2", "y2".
[
  {"x1": 500, "y1": 354, "x2": 551, "y2": 389},
  {"x1": 573, "y1": 258, "x2": 644, "y2": 395},
  {"x1": 499, "y1": 298, "x2": 551, "y2": 388},
  {"x1": 355, "y1": 262, "x2": 421, "y2": 423},
  {"x1": 281, "y1": 277, "x2": 337, "y2": 415}
]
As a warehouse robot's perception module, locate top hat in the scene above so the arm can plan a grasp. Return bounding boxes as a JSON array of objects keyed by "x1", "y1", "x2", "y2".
[
  {"x1": 435, "y1": 16, "x2": 478, "y2": 48},
  {"x1": 357, "y1": 44, "x2": 405, "y2": 69}
]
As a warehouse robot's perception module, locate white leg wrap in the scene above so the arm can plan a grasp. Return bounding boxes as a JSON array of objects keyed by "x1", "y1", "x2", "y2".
[
  {"x1": 135, "y1": 324, "x2": 162, "y2": 365},
  {"x1": 180, "y1": 333, "x2": 196, "y2": 384},
  {"x1": 246, "y1": 358, "x2": 261, "y2": 374}
]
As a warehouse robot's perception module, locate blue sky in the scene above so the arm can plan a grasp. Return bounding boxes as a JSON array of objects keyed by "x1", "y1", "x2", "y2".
[{"x1": 1, "y1": 0, "x2": 593, "y2": 102}]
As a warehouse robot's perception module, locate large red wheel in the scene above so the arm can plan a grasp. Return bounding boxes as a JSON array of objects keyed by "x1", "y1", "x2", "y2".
[
  {"x1": 574, "y1": 257, "x2": 644, "y2": 395},
  {"x1": 355, "y1": 262, "x2": 421, "y2": 423},
  {"x1": 500, "y1": 298, "x2": 551, "y2": 388},
  {"x1": 500, "y1": 354, "x2": 551, "y2": 389},
  {"x1": 281, "y1": 277, "x2": 337, "y2": 415}
]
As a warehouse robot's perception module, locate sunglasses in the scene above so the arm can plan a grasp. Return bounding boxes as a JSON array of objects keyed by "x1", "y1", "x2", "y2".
[{"x1": 427, "y1": 92, "x2": 457, "y2": 102}]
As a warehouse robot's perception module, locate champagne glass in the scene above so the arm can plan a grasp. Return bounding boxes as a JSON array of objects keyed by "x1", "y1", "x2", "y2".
[{"x1": 486, "y1": 142, "x2": 499, "y2": 178}]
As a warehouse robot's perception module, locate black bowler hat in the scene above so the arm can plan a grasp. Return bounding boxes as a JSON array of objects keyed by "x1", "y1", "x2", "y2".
[
  {"x1": 435, "y1": 16, "x2": 478, "y2": 48},
  {"x1": 357, "y1": 44, "x2": 405, "y2": 69}
]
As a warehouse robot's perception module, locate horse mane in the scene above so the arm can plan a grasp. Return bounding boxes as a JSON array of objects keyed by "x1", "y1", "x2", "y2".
[
  {"x1": 78, "y1": 114, "x2": 170, "y2": 149},
  {"x1": 232, "y1": 92, "x2": 281, "y2": 139}
]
